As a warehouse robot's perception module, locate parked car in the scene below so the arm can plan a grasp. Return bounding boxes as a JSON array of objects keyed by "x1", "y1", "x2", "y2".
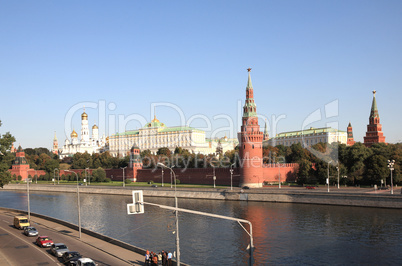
[
  {"x1": 242, "y1": 186, "x2": 250, "y2": 189},
  {"x1": 76, "y1": 258, "x2": 97, "y2": 266},
  {"x1": 50, "y1": 243, "x2": 69, "y2": 257},
  {"x1": 36, "y1": 236, "x2": 54, "y2": 248},
  {"x1": 23, "y1": 226, "x2": 38, "y2": 236},
  {"x1": 62, "y1": 251, "x2": 82, "y2": 265}
]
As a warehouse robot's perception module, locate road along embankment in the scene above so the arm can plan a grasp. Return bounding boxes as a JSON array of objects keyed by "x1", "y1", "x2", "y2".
[{"x1": 3, "y1": 184, "x2": 402, "y2": 209}]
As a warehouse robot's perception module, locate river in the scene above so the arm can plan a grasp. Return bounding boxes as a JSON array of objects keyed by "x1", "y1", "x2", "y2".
[{"x1": 0, "y1": 190, "x2": 401, "y2": 265}]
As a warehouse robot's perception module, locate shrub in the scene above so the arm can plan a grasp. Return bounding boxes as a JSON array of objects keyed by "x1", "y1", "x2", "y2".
[
  {"x1": 148, "y1": 180, "x2": 154, "y2": 184},
  {"x1": 176, "y1": 179, "x2": 180, "y2": 184},
  {"x1": 104, "y1": 178, "x2": 111, "y2": 183},
  {"x1": 124, "y1": 179, "x2": 132, "y2": 184}
]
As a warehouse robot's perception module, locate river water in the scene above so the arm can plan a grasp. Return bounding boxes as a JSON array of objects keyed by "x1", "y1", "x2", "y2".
[{"x1": 0, "y1": 190, "x2": 401, "y2": 265}]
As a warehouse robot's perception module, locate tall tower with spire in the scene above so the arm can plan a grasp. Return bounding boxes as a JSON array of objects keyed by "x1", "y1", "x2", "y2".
[
  {"x1": 239, "y1": 68, "x2": 264, "y2": 188},
  {"x1": 363, "y1": 90, "x2": 386, "y2": 147},
  {"x1": 52, "y1": 131, "x2": 59, "y2": 155},
  {"x1": 81, "y1": 107, "x2": 90, "y2": 143},
  {"x1": 346, "y1": 122, "x2": 355, "y2": 146}
]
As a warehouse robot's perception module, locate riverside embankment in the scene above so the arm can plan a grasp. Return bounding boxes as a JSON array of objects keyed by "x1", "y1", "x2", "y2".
[{"x1": 3, "y1": 183, "x2": 402, "y2": 209}]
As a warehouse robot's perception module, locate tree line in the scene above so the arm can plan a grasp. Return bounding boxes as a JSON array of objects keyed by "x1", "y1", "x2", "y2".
[{"x1": 0, "y1": 118, "x2": 400, "y2": 187}]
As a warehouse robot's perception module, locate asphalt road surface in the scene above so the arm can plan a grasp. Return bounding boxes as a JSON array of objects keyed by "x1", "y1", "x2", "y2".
[{"x1": 0, "y1": 210, "x2": 144, "y2": 266}]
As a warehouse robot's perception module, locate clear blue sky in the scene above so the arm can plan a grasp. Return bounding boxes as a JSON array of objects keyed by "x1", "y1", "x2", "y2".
[{"x1": 1, "y1": 0, "x2": 401, "y2": 150}]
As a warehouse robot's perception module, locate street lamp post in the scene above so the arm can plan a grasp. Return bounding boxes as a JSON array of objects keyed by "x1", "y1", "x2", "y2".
[
  {"x1": 87, "y1": 168, "x2": 91, "y2": 185},
  {"x1": 336, "y1": 163, "x2": 340, "y2": 189},
  {"x1": 158, "y1": 163, "x2": 180, "y2": 266},
  {"x1": 26, "y1": 178, "x2": 31, "y2": 221},
  {"x1": 388, "y1": 160, "x2": 395, "y2": 195},
  {"x1": 230, "y1": 163, "x2": 235, "y2": 190},
  {"x1": 277, "y1": 162, "x2": 281, "y2": 189},
  {"x1": 327, "y1": 161, "x2": 332, "y2": 192},
  {"x1": 213, "y1": 167, "x2": 216, "y2": 188},
  {"x1": 121, "y1": 166, "x2": 127, "y2": 187},
  {"x1": 161, "y1": 168, "x2": 164, "y2": 187},
  {"x1": 35, "y1": 170, "x2": 38, "y2": 184},
  {"x1": 53, "y1": 168, "x2": 59, "y2": 185},
  {"x1": 65, "y1": 170, "x2": 81, "y2": 238}
]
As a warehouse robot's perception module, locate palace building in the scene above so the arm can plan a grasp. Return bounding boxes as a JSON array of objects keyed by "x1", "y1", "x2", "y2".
[
  {"x1": 266, "y1": 127, "x2": 347, "y2": 147},
  {"x1": 108, "y1": 116, "x2": 238, "y2": 157},
  {"x1": 59, "y1": 109, "x2": 107, "y2": 158}
]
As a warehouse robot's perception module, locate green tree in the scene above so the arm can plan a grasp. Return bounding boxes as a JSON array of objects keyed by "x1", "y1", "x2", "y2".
[
  {"x1": 44, "y1": 159, "x2": 59, "y2": 174},
  {"x1": 364, "y1": 154, "x2": 388, "y2": 185},
  {"x1": 297, "y1": 159, "x2": 312, "y2": 185},
  {"x1": 92, "y1": 167, "x2": 106, "y2": 182},
  {"x1": 0, "y1": 121, "x2": 16, "y2": 187}
]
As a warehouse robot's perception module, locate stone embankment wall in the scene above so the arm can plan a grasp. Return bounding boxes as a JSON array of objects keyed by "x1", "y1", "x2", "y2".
[{"x1": 3, "y1": 184, "x2": 402, "y2": 209}]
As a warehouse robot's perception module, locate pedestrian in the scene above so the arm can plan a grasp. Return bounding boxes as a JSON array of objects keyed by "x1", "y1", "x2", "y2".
[
  {"x1": 145, "y1": 250, "x2": 150, "y2": 265},
  {"x1": 157, "y1": 252, "x2": 162, "y2": 265},
  {"x1": 152, "y1": 253, "x2": 158, "y2": 266},
  {"x1": 167, "y1": 251, "x2": 172, "y2": 266},
  {"x1": 162, "y1": 250, "x2": 167, "y2": 266}
]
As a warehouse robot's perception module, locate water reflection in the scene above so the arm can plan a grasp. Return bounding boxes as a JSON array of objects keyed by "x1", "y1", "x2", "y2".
[{"x1": 0, "y1": 190, "x2": 401, "y2": 265}]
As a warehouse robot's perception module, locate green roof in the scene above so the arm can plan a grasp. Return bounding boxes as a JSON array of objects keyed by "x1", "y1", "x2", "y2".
[
  {"x1": 370, "y1": 91, "x2": 379, "y2": 119},
  {"x1": 112, "y1": 126, "x2": 202, "y2": 137},
  {"x1": 114, "y1": 130, "x2": 139, "y2": 136},
  {"x1": 272, "y1": 127, "x2": 346, "y2": 138},
  {"x1": 159, "y1": 126, "x2": 199, "y2": 133}
]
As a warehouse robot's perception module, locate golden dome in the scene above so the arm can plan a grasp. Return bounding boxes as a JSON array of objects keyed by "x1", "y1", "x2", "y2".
[
  {"x1": 81, "y1": 111, "x2": 88, "y2": 120},
  {"x1": 71, "y1": 129, "x2": 78, "y2": 138},
  {"x1": 92, "y1": 124, "x2": 98, "y2": 129}
]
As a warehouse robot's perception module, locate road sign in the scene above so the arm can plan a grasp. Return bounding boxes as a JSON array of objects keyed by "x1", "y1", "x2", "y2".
[{"x1": 127, "y1": 190, "x2": 144, "y2": 214}]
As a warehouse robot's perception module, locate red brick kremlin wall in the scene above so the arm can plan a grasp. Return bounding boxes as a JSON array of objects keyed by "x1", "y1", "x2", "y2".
[{"x1": 10, "y1": 164, "x2": 298, "y2": 185}]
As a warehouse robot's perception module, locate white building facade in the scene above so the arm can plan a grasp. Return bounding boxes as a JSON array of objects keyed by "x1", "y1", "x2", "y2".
[
  {"x1": 266, "y1": 127, "x2": 347, "y2": 147},
  {"x1": 59, "y1": 110, "x2": 106, "y2": 158},
  {"x1": 108, "y1": 116, "x2": 238, "y2": 157}
]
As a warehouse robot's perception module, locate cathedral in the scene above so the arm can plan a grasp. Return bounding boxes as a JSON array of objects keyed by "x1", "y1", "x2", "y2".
[{"x1": 59, "y1": 109, "x2": 106, "y2": 158}]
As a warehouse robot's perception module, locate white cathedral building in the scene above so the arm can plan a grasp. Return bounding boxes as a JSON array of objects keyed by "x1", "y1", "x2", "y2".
[{"x1": 59, "y1": 109, "x2": 106, "y2": 159}]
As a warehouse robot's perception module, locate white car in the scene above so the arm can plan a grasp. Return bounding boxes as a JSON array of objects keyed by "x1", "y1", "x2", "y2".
[
  {"x1": 50, "y1": 243, "x2": 69, "y2": 257},
  {"x1": 77, "y1": 258, "x2": 97, "y2": 266}
]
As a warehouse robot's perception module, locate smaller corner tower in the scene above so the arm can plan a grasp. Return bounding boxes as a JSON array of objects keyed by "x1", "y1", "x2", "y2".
[
  {"x1": 10, "y1": 145, "x2": 30, "y2": 180},
  {"x1": 363, "y1": 90, "x2": 386, "y2": 147},
  {"x1": 346, "y1": 122, "x2": 355, "y2": 146},
  {"x1": 130, "y1": 145, "x2": 143, "y2": 182}
]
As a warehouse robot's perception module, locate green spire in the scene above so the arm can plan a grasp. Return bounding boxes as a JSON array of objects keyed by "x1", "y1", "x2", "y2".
[
  {"x1": 247, "y1": 69, "x2": 253, "y2": 89},
  {"x1": 370, "y1": 90, "x2": 379, "y2": 119},
  {"x1": 348, "y1": 121, "x2": 352, "y2": 127},
  {"x1": 242, "y1": 68, "x2": 257, "y2": 118}
]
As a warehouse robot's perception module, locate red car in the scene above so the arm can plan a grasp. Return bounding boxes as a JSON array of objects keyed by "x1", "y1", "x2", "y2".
[{"x1": 36, "y1": 236, "x2": 54, "y2": 248}]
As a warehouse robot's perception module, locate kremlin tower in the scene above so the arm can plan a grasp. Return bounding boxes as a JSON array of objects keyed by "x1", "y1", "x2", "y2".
[
  {"x1": 239, "y1": 68, "x2": 264, "y2": 188},
  {"x1": 346, "y1": 122, "x2": 355, "y2": 146},
  {"x1": 363, "y1": 90, "x2": 386, "y2": 147},
  {"x1": 52, "y1": 131, "x2": 59, "y2": 155}
]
